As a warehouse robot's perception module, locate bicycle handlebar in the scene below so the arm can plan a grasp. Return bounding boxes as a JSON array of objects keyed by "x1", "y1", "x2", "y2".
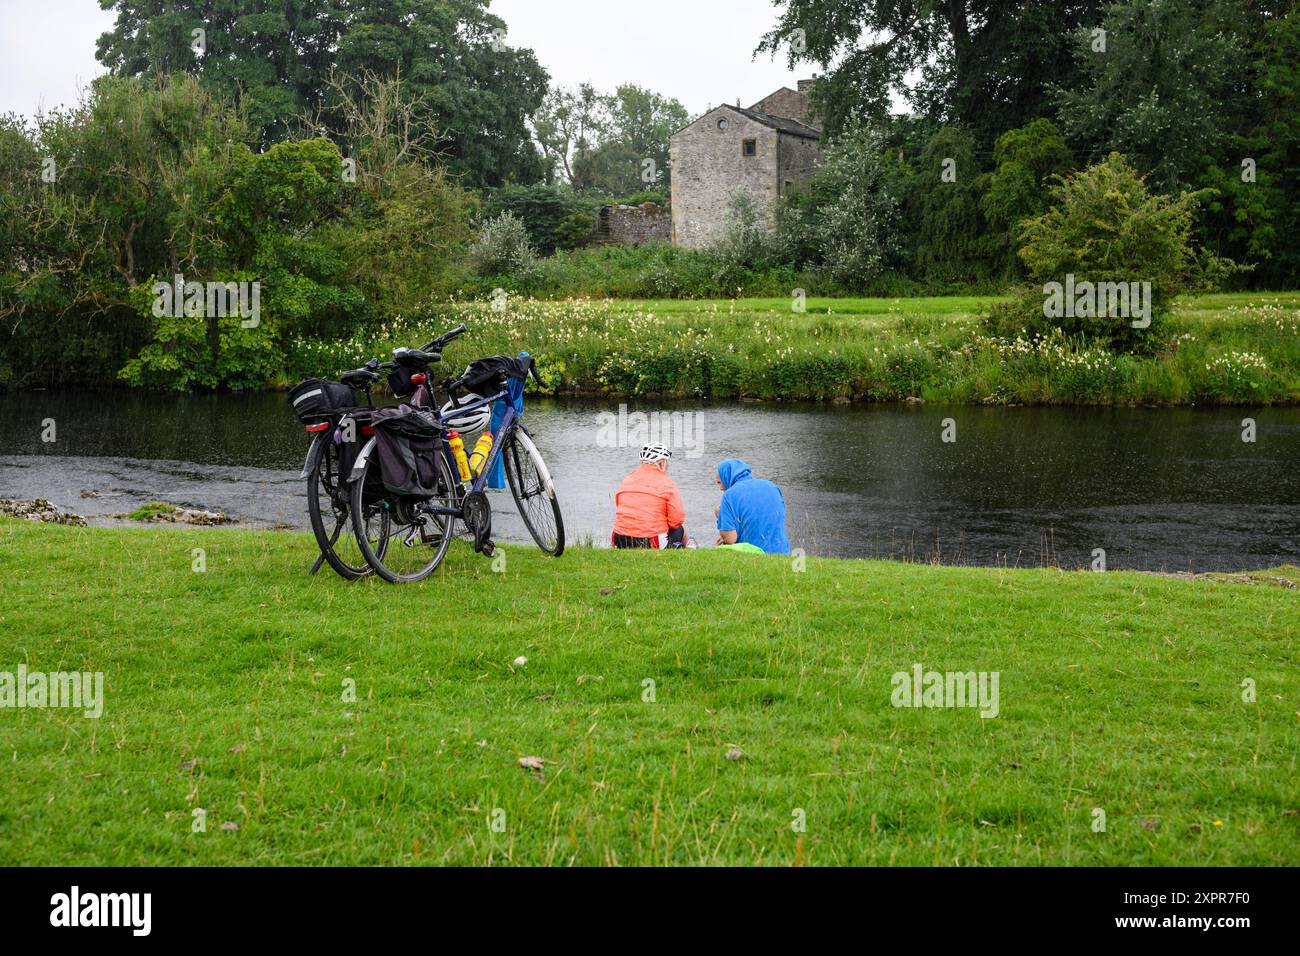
[{"x1": 422, "y1": 323, "x2": 468, "y2": 354}]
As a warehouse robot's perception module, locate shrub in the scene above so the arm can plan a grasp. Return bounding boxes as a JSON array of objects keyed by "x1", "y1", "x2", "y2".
[
  {"x1": 988, "y1": 153, "x2": 1219, "y2": 353},
  {"x1": 470, "y1": 212, "x2": 538, "y2": 279},
  {"x1": 480, "y1": 184, "x2": 594, "y2": 255},
  {"x1": 793, "y1": 119, "x2": 903, "y2": 287}
]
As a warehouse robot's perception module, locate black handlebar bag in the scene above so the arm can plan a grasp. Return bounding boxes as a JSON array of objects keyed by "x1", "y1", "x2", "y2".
[
  {"x1": 370, "y1": 406, "x2": 444, "y2": 497},
  {"x1": 459, "y1": 355, "x2": 536, "y2": 394}
]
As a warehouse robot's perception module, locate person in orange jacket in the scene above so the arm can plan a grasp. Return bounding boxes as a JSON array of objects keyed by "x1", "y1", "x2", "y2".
[{"x1": 611, "y1": 442, "x2": 688, "y2": 549}]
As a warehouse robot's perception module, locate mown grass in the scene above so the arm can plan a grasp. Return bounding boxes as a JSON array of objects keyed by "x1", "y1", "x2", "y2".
[
  {"x1": 287, "y1": 292, "x2": 1300, "y2": 405},
  {"x1": 1, "y1": 520, "x2": 1296, "y2": 865}
]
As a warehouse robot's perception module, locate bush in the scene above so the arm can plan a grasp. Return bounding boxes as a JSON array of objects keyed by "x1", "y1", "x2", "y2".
[
  {"x1": 987, "y1": 153, "x2": 1221, "y2": 353},
  {"x1": 470, "y1": 212, "x2": 538, "y2": 279},
  {"x1": 480, "y1": 184, "x2": 594, "y2": 256},
  {"x1": 783, "y1": 119, "x2": 903, "y2": 287}
]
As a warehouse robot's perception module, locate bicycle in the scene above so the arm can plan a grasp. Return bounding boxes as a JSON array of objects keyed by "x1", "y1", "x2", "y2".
[
  {"x1": 290, "y1": 325, "x2": 464, "y2": 579},
  {"x1": 348, "y1": 344, "x2": 565, "y2": 584}
]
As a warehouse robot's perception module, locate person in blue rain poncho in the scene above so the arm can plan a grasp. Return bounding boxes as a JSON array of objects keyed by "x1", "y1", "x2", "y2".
[{"x1": 713, "y1": 458, "x2": 790, "y2": 555}]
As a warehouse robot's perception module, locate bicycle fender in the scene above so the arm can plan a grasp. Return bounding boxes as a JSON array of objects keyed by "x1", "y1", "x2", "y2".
[
  {"x1": 349, "y1": 436, "x2": 379, "y2": 483},
  {"x1": 300, "y1": 432, "x2": 329, "y2": 479}
]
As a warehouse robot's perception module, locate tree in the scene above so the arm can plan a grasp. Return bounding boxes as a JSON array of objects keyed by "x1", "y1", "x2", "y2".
[
  {"x1": 757, "y1": 1, "x2": 1104, "y2": 145},
  {"x1": 912, "y1": 126, "x2": 989, "y2": 281},
  {"x1": 532, "y1": 83, "x2": 688, "y2": 194},
  {"x1": 1, "y1": 72, "x2": 476, "y2": 390},
  {"x1": 532, "y1": 83, "x2": 607, "y2": 186},
  {"x1": 777, "y1": 119, "x2": 903, "y2": 287},
  {"x1": 95, "y1": 0, "x2": 550, "y2": 186},
  {"x1": 980, "y1": 119, "x2": 1074, "y2": 275},
  {"x1": 1193, "y1": 5, "x2": 1300, "y2": 286},
  {"x1": 988, "y1": 153, "x2": 1220, "y2": 351},
  {"x1": 600, "y1": 85, "x2": 689, "y2": 193},
  {"x1": 1054, "y1": 0, "x2": 1246, "y2": 192},
  {"x1": 480, "y1": 184, "x2": 593, "y2": 256}
]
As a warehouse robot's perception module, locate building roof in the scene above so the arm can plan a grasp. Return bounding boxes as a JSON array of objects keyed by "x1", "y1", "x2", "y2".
[
  {"x1": 731, "y1": 105, "x2": 821, "y2": 139},
  {"x1": 671, "y1": 103, "x2": 822, "y2": 141}
]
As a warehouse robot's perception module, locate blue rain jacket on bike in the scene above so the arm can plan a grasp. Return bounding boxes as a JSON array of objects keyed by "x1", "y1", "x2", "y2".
[{"x1": 485, "y1": 351, "x2": 530, "y2": 490}]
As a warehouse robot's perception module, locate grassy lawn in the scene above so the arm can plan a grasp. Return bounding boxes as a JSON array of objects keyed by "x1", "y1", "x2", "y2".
[
  {"x1": 593, "y1": 294, "x2": 1004, "y2": 319},
  {"x1": 1, "y1": 519, "x2": 1296, "y2": 865},
  {"x1": 287, "y1": 291, "x2": 1300, "y2": 404}
]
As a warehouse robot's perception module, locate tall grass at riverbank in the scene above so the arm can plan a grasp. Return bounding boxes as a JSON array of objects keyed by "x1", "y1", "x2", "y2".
[
  {"x1": 286, "y1": 293, "x2": 1300, "y2": 405},
  {"x1": 1, "y1": 519, "x2": 1296, "y2": 865}
]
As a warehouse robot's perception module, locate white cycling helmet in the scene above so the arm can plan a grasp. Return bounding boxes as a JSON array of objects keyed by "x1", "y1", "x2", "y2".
[
  {"x1": 440, "y1": 394, "x2": 491, "y2": 433},
  {"x1": 639, "y1": 442, "x2": 672, "y2": 463}
]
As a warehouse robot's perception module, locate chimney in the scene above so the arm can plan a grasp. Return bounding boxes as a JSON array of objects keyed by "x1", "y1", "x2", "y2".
[{"x1": 797, "y1": 78, "x2": 815, "y2": 93}]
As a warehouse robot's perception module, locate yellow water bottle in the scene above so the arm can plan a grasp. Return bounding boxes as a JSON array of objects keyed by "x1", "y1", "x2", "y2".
[
  {"x1": 468, "y1": 431, "x2": 494, "y2": 477},
  {"x1": 447, "y1": 430, "x2": 471, "y2": 481}
]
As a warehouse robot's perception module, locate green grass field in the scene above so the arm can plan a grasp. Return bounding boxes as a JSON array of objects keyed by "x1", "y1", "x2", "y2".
[
  {"x1": 287, "y1": 292, "x2": 1300, "y2": 405},
  {"x1": 1, "y1": 520, "x2": 1297, "y2": 865}
]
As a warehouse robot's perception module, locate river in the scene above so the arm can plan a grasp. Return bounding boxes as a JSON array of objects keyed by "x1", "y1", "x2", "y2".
[{"x1": 1, "y1": 390, "x2": 1297, "y2": 571}]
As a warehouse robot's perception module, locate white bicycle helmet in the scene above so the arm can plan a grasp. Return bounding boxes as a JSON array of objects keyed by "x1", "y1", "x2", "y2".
[
  {"x1": 440, "y1": 394, "x2": 491, "y2": 433},
  {"x1": 639, "y1": 442, "x2": 672, "y2": 463}
]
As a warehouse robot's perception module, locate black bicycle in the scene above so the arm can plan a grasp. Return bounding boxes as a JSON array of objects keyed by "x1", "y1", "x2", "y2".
[
  {"x1": 289, "y1": 326, "x2": 463, "y2": 579},
  {"x1": 348, "y1": 346, "x2": 565, "y2": 583}
]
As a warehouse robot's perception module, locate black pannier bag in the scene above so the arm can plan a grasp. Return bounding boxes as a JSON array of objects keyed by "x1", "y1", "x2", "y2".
[
  {"x1": 289, "y1": 378, "x2": 356, "y2": 424},
  {"x1": 459, "y1": 354, "x2": 535, "y2": 394},
  {"x1": 370, "y1": 405, "x2": 444, "y2": 497}
]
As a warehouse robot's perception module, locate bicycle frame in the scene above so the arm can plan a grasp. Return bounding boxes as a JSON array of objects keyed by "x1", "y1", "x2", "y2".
[{"x1": 421, "y1": 386, "x2": 516, "y2": 517}]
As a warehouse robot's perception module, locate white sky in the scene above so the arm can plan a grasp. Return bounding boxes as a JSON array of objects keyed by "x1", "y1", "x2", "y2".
[
  {"x1": 0, "y1": 0, "x2": 809, "y2": 120},
  {"x1": 0, "y1": 1, "x2": 116, "y2": 119},
  {"x1": 490, "y1": 0, "x2": 812, "y2": 115}
]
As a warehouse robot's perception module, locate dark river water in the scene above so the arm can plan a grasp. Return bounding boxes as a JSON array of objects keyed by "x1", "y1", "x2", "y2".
[{"x1": 1, "y1": 390, "x2": 1297, "y2": 571}]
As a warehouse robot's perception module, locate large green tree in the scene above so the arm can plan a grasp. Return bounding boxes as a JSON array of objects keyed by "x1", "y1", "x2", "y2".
[
  {"x1": 1054, "y1": 0, "x2": 1247, "y2": 192},
  {"x1": 95, "y1": 0, "x2": 549, "y2": 186},
  {"x1": 757, "y1": 1, "x2": 1105, "y2": 145},
  {"x1": 534, "y1": 83, "x2": 688, "y2": 195}
]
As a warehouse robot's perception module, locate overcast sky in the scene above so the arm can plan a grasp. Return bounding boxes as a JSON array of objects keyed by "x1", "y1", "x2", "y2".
[{"x1": 0, "y1": 0, "x2": 811, "y2": 120}]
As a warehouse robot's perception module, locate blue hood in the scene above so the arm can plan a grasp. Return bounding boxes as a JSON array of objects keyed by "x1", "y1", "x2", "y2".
[{"x1": 717, "y1": 459, "x2": 752, "y2": 490}]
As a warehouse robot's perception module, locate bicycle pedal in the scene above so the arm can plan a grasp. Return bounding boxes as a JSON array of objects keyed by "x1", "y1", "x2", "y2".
[{"x1": 477, "y1": 539, "x2": 495, "y2": 557}]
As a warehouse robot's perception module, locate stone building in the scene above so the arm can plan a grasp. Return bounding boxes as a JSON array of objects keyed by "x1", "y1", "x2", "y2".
[
  {"x1": 668, "y1": 80, "x2": 821, "y2": 249},
  {"x1": 751, "y1": 78, "x2": 818, "y2": 126}
]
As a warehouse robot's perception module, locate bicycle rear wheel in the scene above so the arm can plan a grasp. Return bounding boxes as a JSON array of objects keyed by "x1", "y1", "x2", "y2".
[
  {"x1": 350, "y1": 442, "x2": 457, "y2": 583},
  {"x1": 307, "y1": 435, "x2": 384, "y2": 579},
  {"x1": 502, "y1": 426, "x2": 564, "y2": 556}
]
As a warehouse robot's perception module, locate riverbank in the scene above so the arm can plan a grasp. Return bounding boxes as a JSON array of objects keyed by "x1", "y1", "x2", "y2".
[
  {"x1": 3, "y1": 520, "x2": 1296, "y2": 865},
  {"x1": 285, "y1": 292, "x2": 1300, "y2": 405}
]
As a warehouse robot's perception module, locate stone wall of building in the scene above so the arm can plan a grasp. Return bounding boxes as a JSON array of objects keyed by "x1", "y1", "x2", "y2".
[
  {"x1": 589, "y1": 203, "x2": 671, "y2": 246},
  {"x1": 669, "y1": 107, "x2": 780, "y2": 249},
  {"x1": 778, "y1": 131, "x2": 822, "y2": 197},
  {"x1": 750, "y1": 79, "x2": 817, "y2": 126}
]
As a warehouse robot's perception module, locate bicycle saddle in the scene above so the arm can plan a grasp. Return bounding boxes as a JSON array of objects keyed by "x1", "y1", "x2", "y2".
[{"x1": 341, "y1": 367, "x2": 381, "y2": 386}]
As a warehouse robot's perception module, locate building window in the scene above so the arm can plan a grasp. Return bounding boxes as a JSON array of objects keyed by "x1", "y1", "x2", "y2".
[
  {"x1": 742, "y1": 138, "x2": 757, "y2": 157},
  {"x1": 717, "y1": 118, "x2": 728, "y2": 131}
]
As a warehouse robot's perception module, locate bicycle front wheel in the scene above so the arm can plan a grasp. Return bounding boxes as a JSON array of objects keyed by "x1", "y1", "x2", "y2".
[
  {"x1": 502, "y1": 426, "x2": 564, "y2": 556},
  {"x1": 350, "y1": 441, "x2": 457, "y2": 583}
]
